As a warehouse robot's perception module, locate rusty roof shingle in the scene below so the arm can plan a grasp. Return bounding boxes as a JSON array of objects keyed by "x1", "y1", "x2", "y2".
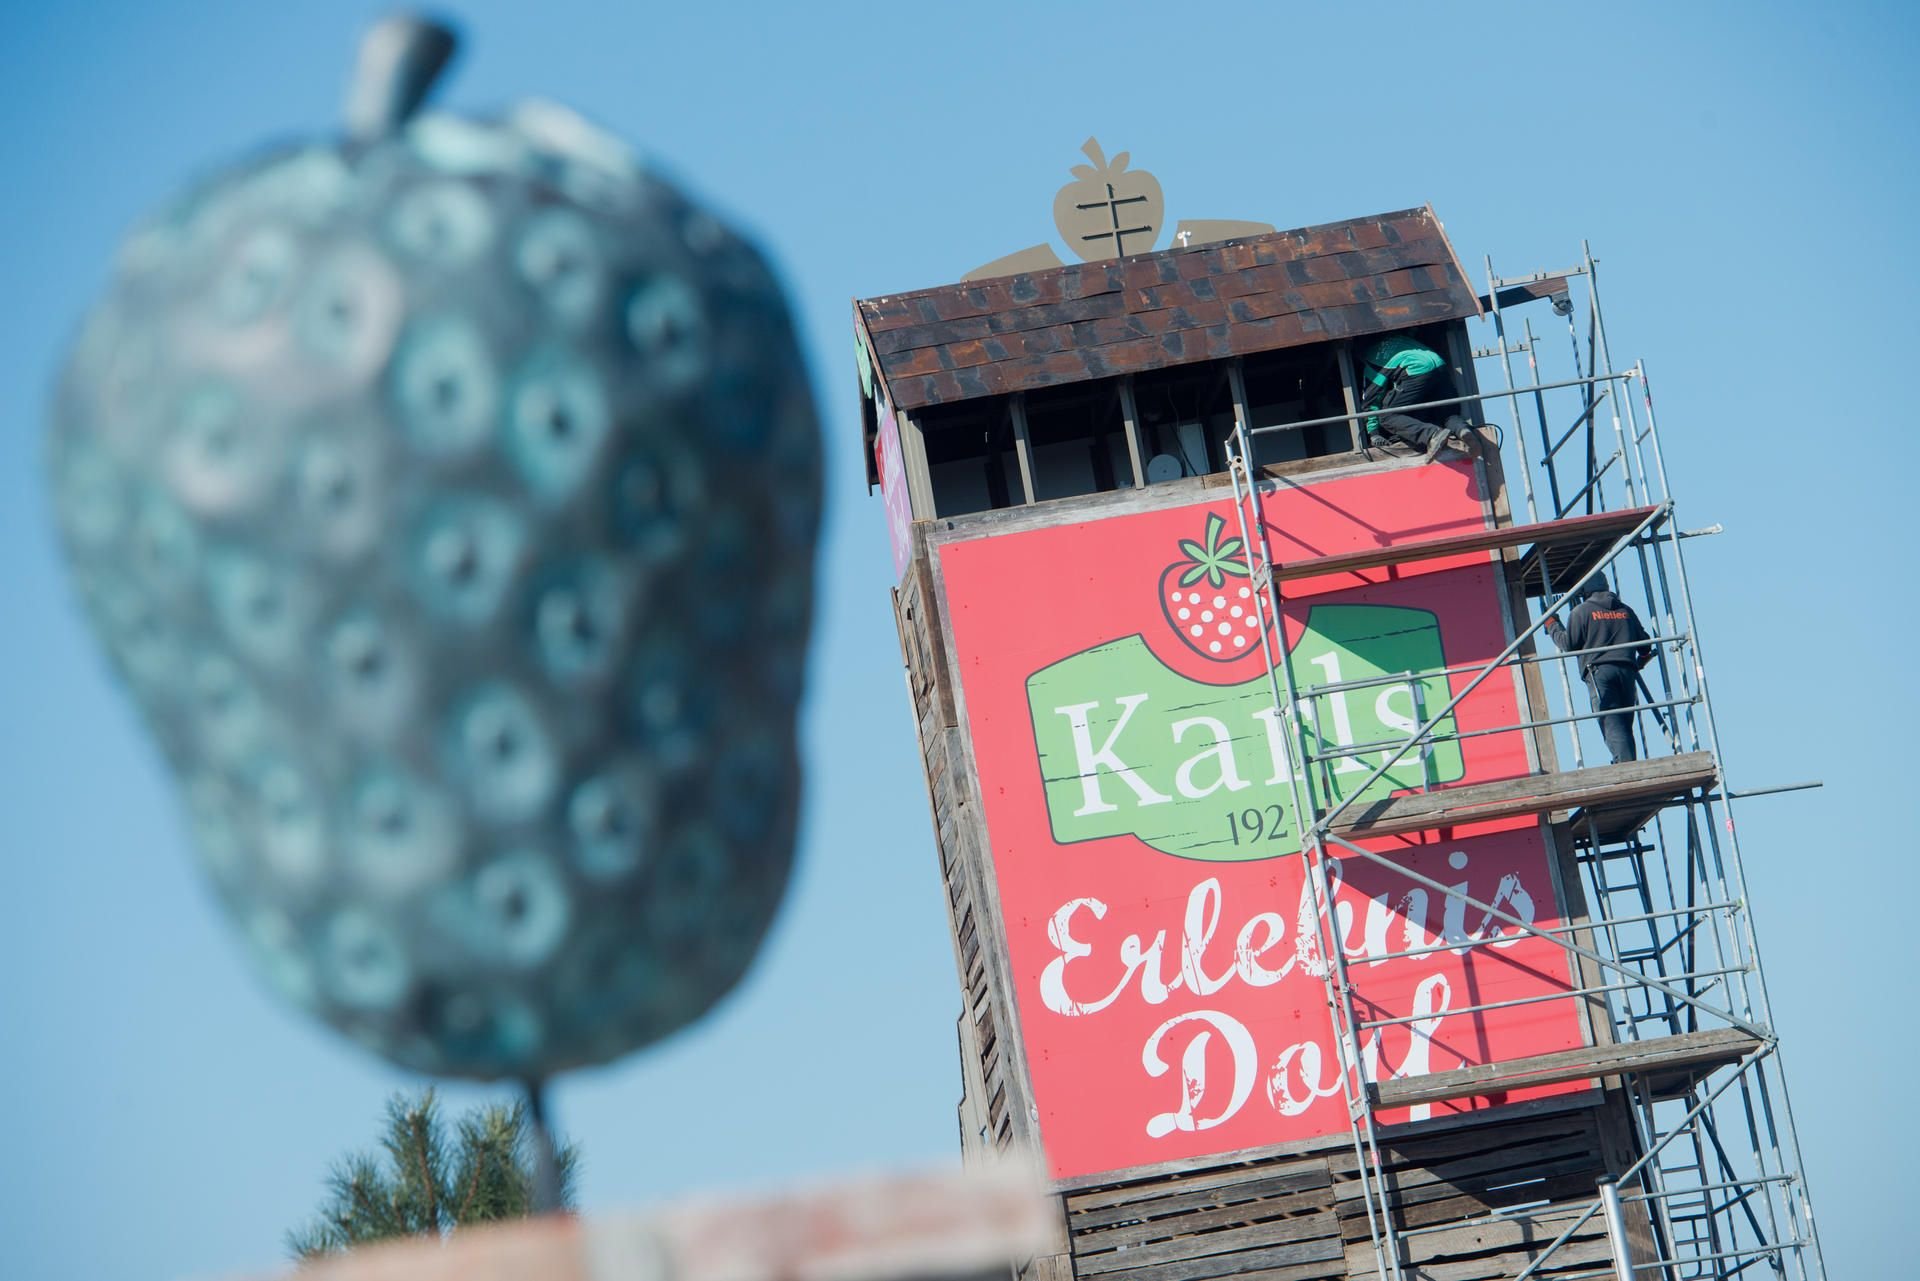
[{"x1": 855, "y1": 206, "x2": 1479, "y2": 412}]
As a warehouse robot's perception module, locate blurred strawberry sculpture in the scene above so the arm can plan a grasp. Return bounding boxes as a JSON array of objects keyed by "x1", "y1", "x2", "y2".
[{"x1": 45, "y1": 12, "x2": 822, "y2": 1111}]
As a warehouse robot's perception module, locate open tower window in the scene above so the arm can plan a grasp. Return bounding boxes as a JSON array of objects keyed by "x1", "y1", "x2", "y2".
[
  {"x1": 1241, "y1": 343, "x2": 1352, "y2": 466},
  {"x1": 1133, "y1": 364, "x2": 1233, "y2": 481},
  {"x1": 1022, "y1": 384, "x2": 1135, "y2": 502},
  {"x1": 917, "y1": 397, "x2": 1022, "y2": 517}
]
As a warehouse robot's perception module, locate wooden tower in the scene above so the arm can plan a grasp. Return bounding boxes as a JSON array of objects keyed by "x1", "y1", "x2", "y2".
[{"x1": 854, "y1": 208, "x2": 1821, "y2": 1280}]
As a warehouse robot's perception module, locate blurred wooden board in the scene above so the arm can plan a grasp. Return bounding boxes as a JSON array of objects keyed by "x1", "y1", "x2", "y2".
[{"x1": 229, "y1": 1163, "x2": 1053, "y2": 1281}]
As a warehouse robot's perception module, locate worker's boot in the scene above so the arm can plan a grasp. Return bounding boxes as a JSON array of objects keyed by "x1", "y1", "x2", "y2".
[{"x1": 1368, "y1": 431, "x2": 1423, "y2": 460}]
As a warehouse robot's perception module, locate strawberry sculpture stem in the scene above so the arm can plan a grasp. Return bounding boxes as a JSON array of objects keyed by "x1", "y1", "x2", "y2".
[{"x1": 345, "y1": 15, "x2": 458, "y2": 141}]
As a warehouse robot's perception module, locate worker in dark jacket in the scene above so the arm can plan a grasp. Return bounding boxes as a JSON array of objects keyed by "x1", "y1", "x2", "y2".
[
  {"x1": 1358, "y1": 335, "x2": 1480, "y2": 462},
  {"x1": 1544, "y1": 573, "x2": 1653, "y2": 763}
]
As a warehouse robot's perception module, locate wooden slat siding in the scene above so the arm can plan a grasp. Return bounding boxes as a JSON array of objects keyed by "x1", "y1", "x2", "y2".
[
  {"x1": 1088, "y1": 1239, "x2": 1348, "y2": 1281},
  {"x1": 1076, "y1": 1198, "x2": 1337, "y2": 1256},
  {"x1": 1349, "y1": 1213, "x2": 1615, "y2": 1279},
  {"x1": 1328, "y1": 1117, "x2": 1605, "y2": 1228},
  {"x1": 1326, "y1": 1110, "x2": 1620, "y2": 1280},
  {"x1": 1391, "y1": 1170, "x2": 1606, "y2": 1235},
  {"x1": 857, "y1": 209, "x2": 1480, "y2": 411},
  {"x1": 1328, "y1": 751, "x2": 1718, "y2": 841},
  {"x1": 1387, "y1": 1205, "x2": 1606, "y2": 1263},
  {"x1": 1062, "y1": 1153, "x2": 1347, "y2": 1281},
  {"x1": 921, "y1": 542, "x2": 1051, "y2": 1157},
  {"x1": 940, "y1": 783, "x2": 1023, "y2": 1155},
  {"x1": 894, "y1": 533, "x2": 1024, "y2": 1161},
  {"x1": 956, "y1": 1006, "x2": 993, "y2": 1165},
  {"x1": 1073, "y1": 1212, "x2": 1342, "y2": 1275},
  {"x1": 1330, "y1": 1105, "x2": 1599, "y2": 1173},
  {"x1": 1022, "y1": 1254, "x2": 1077, "y2": 1281},
  {"x1": 1072, "y1": 1175, "x2": 1337, "y2": 1244},
  {"x1": 1331, "y1": 1133, "x2": 1601, "y2": 1207},
  {"x1": 1071, "y1": 1168, "x2": 1332, "y2": 1231},
  {"x1": 1051, "y1": 1092, "x2": 1639, "y2": 1281},
  {"x1": 899, "y1": 557, "x2": 979, "y2": 1162},
  {"x1": 1072, "y1": 1171, "x2": 1334, "y2": 1242},
  {"x1": 1336, "y1": 1152, "x2": 1607, "y2": 1234},
  {"x1": 894, "y1": 539, "x2": 957, "y2": 730}
]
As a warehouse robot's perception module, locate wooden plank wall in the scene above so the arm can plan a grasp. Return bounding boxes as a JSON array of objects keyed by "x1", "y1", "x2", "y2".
[
  {"x1": 1061, "y1": 1107, "x2": 1634, "y2": 1281},
  {"x1": 859, "y1": 208, "x2": 1481, "y2": 411},
  {"x1": 893, "y1": 540, "x2": 1021, "y2": 1161}
]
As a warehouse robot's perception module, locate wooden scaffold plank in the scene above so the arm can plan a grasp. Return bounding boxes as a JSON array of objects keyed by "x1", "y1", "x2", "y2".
[
  {"x1": 1329, "y1": 751, "x2": 1717, "y2": 841},
  {"x1": 1263, "y1": 504, "x2": 1662, "y2": 589},
  {"x1": 1368, "y1": 1026, "x2": 1765, "y2": 1111}
]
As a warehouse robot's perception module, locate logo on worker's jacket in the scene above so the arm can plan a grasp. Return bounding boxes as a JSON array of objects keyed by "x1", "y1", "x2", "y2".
[{"x1": 1027, "y1": 604, "x2": 1465, "y2": 861}]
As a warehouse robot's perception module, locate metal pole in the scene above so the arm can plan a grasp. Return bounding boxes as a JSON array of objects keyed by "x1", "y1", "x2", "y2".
[
  {"x1": 1485, "y1": 254, "x2": 1544, "y2": 521},
  {"x1": 1597, "y1": 1179, "x2": 1637, "y2": 1281},
  {"x1": 1522, "y1": 315, "x2": 1561, "y2": 513},
  {"x1": 1570, "y1": 272, "x2": 1597, "y2": 514},
  {"x1": 1584, "y1": 241, "x2": 1640, "y2": 509}
]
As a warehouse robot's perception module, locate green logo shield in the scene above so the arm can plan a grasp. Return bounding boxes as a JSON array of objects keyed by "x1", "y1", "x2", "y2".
[{"x1": 1028, "y1": 605, "x2": 1464, "y2": 861}]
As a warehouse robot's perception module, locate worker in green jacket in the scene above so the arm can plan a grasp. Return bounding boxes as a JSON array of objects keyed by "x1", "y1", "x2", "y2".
[{"x1": 1358, "y1": 335, "x2": 1480, "y2": 462}]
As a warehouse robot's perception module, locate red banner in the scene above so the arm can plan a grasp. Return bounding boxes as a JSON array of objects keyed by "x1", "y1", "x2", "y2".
[{"x1": 938, "y1": 463, "x2": 1586, "y2": 1182}]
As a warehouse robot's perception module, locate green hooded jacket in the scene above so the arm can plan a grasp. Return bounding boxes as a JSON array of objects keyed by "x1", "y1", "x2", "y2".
[{"x1": 1359, "y1": 336, "x2": 1445, "y2": 434}]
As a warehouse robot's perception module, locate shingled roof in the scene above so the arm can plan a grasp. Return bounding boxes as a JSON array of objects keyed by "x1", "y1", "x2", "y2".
[{"x1": 855, "y1": 206, "x2": 1480, "y2": 412}]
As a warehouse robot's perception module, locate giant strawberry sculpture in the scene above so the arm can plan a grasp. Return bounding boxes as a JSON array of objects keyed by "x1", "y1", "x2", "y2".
[{"x1": 45, "y1": 17, "x2": 821, "y2": 1082}]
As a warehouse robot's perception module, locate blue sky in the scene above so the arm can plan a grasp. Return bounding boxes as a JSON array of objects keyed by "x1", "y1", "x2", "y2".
[{"x1": 0, "y1": 2, "x2": 1912, "y2": 1277}]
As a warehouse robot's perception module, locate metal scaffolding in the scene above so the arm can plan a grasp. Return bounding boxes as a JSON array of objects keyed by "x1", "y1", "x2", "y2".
[{"x1": 1217, "y1": 243, "x2": 1825, "y2": 1280}]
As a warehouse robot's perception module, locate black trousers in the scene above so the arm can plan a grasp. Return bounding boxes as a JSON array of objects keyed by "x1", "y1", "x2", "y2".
[
  {"x1": 1371, "y1": 368, "x2": 1452, "y2": 448},
  {"x1": 1585, "y1": 663, "x2": 1639, "y2": 763}
]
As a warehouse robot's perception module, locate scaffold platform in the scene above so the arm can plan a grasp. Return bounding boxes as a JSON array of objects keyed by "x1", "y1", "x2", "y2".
[
  {"x1": 1329, "y1": 751, "x2": 1718, "y2": 841},
  {"x1": 1370, "y1": 1027, "x2": 1766, "y2": 1111}
]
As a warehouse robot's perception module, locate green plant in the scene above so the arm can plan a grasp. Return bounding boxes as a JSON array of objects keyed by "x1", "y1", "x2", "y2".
[{"x1": 287, "y1": 1089, "x2": 578, "y2": 1260}]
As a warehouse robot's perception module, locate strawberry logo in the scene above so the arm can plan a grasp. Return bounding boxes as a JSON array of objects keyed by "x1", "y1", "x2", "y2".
[{"x1": 1158, "y1": 513, "x2": 1270, "y2": 661}]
